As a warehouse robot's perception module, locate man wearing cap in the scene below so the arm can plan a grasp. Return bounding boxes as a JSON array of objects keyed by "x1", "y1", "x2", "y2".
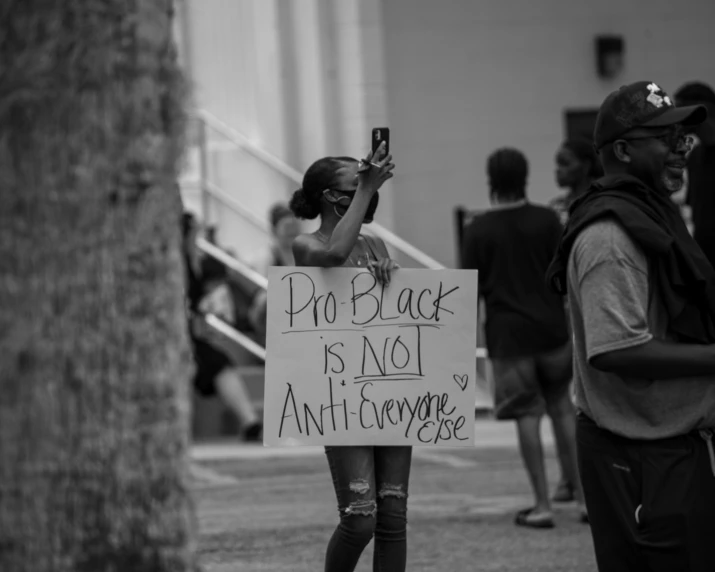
[{"x1": 547, "y1": 81, "x2": 715, "y2": 571}]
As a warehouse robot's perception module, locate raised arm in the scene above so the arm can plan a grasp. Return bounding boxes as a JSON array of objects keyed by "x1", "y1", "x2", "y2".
[
  {"x1": 294, "y1": 144, "x2": 394, "y2": 267},
  {"x1": 292, "y1": 189, "x2": 374, "y2": 268}
]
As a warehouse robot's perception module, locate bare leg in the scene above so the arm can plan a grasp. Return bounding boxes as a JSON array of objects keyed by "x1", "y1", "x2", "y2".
[
  {"x1": 515, "y1": 415, "x2": 551, "y2": 515},
  {"x1": 551, "y1": 390, "x2": 575, "y2": 501},
  {"x1": 214, "y1": 367, "x2": 261, "y2": 435},
  {"x1": 547, "y1": 393, "x2": 585, "y2": 506}
]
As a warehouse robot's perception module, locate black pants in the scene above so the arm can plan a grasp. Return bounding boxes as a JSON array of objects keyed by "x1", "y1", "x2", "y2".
[
  {"x1": 323, "y1": 446, "x2": 412, "y2": 572},
  {"x1": 577, "y1": 414, "x2": 715, "y2": 572}
]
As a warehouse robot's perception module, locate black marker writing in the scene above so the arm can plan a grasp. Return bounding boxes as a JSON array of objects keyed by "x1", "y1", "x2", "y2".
[
  {"x1": 279, "y1": 378, "x2": 350, "y2": 437},
  {"x1": 303, "y1": 403, "x2": 324, "y2": 436},
  {"x1": 283, "y1": 272, "x2": 337, "y2": 328},
  {"x1": 358, "y1": 325, "x2": 424, "y2": 379},
  {"x1": 274, "y1": 269, "x2": 471, "y2": 445},
  {"x1": 359, "y1": 383, "x2": 374, "y2": 429},
  {"x1": 278, "y1": 383, "x2": 301, "y2": 438},
  {"x1": 324, "y1": 342, "x2": 345, "y2": 374},
  {"x1": 351, "y1": 273, "x2": 460, "y2": 325}
]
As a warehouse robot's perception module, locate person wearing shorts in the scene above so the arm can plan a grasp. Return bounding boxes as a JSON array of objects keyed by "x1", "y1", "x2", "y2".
[
  {"x1": 462, "y1": 148, "x2": 586, "y2": 528},
  {"x1": 492, "y1": 343, "x2": 572, "y2": 423}
]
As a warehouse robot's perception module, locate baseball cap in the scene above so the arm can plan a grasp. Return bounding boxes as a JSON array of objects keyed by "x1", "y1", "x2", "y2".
[{"x1": 593, "y1": 81, "x2": 707, "y2": 149}]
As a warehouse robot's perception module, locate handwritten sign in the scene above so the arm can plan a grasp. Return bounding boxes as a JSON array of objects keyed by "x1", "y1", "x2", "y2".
[{"x1": 263, "y1": 268, "x2": 478, "y2": 447}]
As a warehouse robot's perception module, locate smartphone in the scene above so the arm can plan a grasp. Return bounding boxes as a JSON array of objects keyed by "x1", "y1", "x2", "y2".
[{"x1": 371, "y1": 127, "x2": 390, "y2": 158}]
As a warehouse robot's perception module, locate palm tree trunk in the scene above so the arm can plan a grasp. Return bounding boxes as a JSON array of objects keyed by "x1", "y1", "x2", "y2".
[{"x1": 0, "y1": 1, "x2": 197, "y2": 571}]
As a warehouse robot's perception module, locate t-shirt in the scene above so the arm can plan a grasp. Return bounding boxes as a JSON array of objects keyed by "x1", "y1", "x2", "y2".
[
  {"x1": 567, "y1": 219, "x2": 715, "y2": 439},
  {"x1": 461, "y1": 202, "x2": 569, "y2": 359}
]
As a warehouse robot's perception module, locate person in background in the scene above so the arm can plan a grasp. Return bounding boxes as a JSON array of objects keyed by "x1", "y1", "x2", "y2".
[
  {"x1": 548, "y1": 137, "x2": 603, "y2": 502},
  {"x1": 247, "y1": 203, "x2": 302, "y2": 345},
  {"x1": 550, "y1": 138, "x2": 603, "y2": 225},
  {"x1": 674, "y1": 81, "x2": 715, "y2": 265},
  {"x1": 547, "y1": 81, "x2": 715, "y2": 571},
  {"x1": 221, "y1": 247, "x2": 260, "y2": 335},
  {"x1": 182, "y1": 213, "x2": 263, "y2": 442},
  {"x1": 462, "y1": 148, "x2": 585, "y2": 529},
  {"x1": 253, "y1": 202, "x2": 301, "y2": 275}
]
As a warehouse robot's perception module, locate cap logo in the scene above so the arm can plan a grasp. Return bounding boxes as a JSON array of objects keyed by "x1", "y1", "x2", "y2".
[{"x1": 646, "y1": 83, "x2": 672, "y2": 109}]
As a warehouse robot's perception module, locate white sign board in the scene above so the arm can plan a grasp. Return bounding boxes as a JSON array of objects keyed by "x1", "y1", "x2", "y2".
[{"x1": 263, "y1": 268, "x2": 478, "y2": 446}]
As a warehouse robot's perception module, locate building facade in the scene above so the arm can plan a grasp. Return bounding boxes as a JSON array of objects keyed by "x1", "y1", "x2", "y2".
[{"x1": 176, "y1": 0, "x2": 715, "y2": 265}]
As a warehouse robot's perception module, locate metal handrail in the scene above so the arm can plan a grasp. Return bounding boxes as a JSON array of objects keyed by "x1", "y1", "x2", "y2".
[
  {"x1": 197, "y1": 109, "x2": 304, "y2": 182},
  {"x1": 204, "y1": 181, "x2": 270, "y2": 233},
  {"x1": 196, "y1": 237, "x2": 268, "y2": 290},
  {"x1": 195, "y1": 109, "x2": 444, "y2": 270},
  {"x1": 205, "y1": 314, "x2": 266, "y2": 362}
]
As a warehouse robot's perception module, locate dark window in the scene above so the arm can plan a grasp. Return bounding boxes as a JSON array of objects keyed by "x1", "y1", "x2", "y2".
[{"x1": 564, "y1": 109, "x2": 599, "y2": 143}]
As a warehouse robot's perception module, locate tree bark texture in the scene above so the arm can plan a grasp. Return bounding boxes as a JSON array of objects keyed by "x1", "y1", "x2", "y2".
[{"x1": 0, "y1": 1, "x2": 197, "y2": 571}]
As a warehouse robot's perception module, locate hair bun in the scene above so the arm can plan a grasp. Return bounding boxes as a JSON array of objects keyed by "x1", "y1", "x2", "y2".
[{"x1": 289, "y1": 188, "x2": 321, "y2": 220}]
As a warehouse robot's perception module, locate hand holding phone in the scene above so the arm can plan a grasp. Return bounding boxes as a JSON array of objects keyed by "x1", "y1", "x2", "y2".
[
  {"x1": 371, "y1": 127, "x2": 390, "y2": 159},
  {"x1": 359, "y1": 128, "x2": 395, "y2": 194}
]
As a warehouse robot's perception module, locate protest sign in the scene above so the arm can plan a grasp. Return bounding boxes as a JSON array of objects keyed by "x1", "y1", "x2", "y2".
[{"x1": 263, "y1": 267, "x2": 478, "y2": 446}]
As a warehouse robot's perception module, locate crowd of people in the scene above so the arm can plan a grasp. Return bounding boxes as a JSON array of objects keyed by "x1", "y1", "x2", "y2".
[
  {"x1": 183, "y1": 78, "x2": 715, "y2": 572},
  {"x1": 463, "y1": 79, "x2": 715, "y2": 572}
]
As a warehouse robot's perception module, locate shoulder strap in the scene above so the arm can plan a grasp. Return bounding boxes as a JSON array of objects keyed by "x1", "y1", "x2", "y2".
[{"x1": 361, "y1": 234, "x2": 389, "y2": 260}]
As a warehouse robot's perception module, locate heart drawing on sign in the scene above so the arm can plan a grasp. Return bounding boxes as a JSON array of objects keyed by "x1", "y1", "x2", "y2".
[{"x1": 453, "y1": 374, "x2": 468, "y2": 391}]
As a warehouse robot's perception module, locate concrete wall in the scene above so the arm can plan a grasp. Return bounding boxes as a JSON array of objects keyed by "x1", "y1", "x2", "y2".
[
  {"x1": 175, "y1": 0, "x2": 715, "y2": 266},
  {"x1": 381, "y1": 0, "x2": 715, "y2": 266}
]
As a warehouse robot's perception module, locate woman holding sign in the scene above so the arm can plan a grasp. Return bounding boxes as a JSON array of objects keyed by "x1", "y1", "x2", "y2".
[{"x1": 290, "y1": 143, "x2": 409, "y2": 572}]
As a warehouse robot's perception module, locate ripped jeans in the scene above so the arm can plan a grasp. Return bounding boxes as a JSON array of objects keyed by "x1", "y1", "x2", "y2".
[{"x1": 324, "y1": 445, "x2": 412, "y2": 572}]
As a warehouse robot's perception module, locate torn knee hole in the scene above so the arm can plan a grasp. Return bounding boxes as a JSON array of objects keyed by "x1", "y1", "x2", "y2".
[
  {"x1": 378, "y1": 483, "x2": 407, "y2": 499},
  {"x1": 342, "y1": 499, "x2": 377, "y2": 517},
  {"x1": 348, "y1": 479, "x2": 370, "y2": 495}
]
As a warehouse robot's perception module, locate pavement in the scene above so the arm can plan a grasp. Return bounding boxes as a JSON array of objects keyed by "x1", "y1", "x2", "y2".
[{"x1": 190, "y1": 419, "x2": 597, "y2": 572}]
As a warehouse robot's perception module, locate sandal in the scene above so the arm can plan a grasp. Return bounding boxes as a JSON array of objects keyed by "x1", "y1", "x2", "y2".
[
  {"x1": 514, "y1": 508, "x2": 555, "y2": 529},
  {"x1": 243, "y1": 422, "x2": 263, "y2": 442}
]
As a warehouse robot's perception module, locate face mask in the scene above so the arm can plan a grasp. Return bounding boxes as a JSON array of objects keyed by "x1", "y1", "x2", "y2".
[
  {"x1": 322, "y1": 190, "x2": 380, "y2": 222},
  {"x1": 322, "y1": 190, "x2": 352, "y2": 218}
]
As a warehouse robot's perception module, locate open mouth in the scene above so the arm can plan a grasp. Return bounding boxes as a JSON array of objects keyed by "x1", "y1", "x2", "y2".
[{"x1": 665, "y1": 164, "x2": 685, "y2": 177}]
